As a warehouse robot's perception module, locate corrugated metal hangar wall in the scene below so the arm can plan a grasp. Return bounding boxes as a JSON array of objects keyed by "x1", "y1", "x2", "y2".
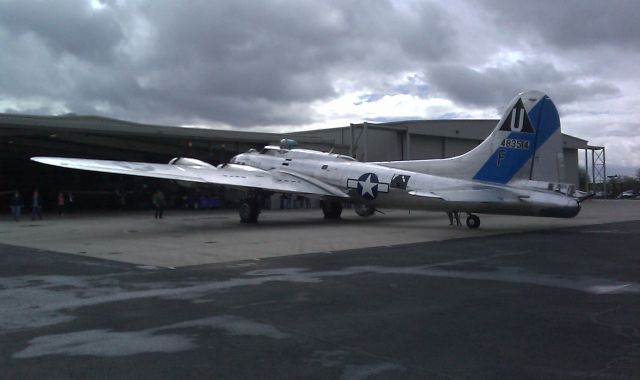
[{"x1": 292, "y1": 120, "x2": 586, "y2": 187}]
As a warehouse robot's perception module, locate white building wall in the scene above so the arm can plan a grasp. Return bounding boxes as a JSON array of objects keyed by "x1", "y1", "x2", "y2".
[
  {"x1": 444, "y1": 138, "x2": 479, "y2": 158},
  {"x1": 367, "y1": 129, "x2": 406, "y2": 161},
  {"x1": 409, "y1": 135, "x2": 443, "y2": 159},
  {"x1": 563, "y1": 148, "x2": 579, "y2": 186}
]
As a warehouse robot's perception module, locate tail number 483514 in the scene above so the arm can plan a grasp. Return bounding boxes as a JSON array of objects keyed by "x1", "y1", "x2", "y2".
[{"x1": 500, "y1": 138, "x2": 529, "y2": 150}]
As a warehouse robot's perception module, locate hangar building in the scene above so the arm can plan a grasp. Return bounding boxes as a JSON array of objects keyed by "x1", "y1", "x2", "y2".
[
  {"x1": 291, "y1": 120, "x2": 588, "y2": 187},
  {"x1": 0, "y1": 113, "x2": 589, "y2": 210}
]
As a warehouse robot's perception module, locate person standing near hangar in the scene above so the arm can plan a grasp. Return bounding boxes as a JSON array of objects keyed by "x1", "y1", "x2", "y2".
[
  {"x1": 152, "y1": 189, "x2": 166, "y2": 219},
  {"x1": 9, "y1": 191, "x2": 23, "y2": 221},
  {"x1": 31, "y1": 189, "x2": 42, "y2": 220}
]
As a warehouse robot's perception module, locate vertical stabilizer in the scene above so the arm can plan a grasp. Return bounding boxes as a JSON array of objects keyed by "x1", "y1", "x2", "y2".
[
  {"x1": 378, "y1": 91, "x2": 565, "y2": 184},
  {"x1": 471, "y1": 90, "x2": 564, "y2": 184}
]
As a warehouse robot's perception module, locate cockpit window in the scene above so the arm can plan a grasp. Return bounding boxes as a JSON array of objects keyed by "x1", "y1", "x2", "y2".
[{"x1": 260, "y1": 148, "x2": 284, "y2": 156}]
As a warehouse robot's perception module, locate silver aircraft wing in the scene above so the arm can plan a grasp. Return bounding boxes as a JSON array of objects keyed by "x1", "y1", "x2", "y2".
[{"x1": 31, "y1": 157, "x2": 349, "y2": 198}]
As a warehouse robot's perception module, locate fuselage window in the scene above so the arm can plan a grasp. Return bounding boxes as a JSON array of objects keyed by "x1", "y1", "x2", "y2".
[
  {"x1": 390, "y1": 174, "x2": 411, "y2": 189},
  {"x1": 260, "y1": 148, "x2": 280, "y2": 156},
  {"x1": 321, "y1": 165, "x2": 328, "y2": 170}
]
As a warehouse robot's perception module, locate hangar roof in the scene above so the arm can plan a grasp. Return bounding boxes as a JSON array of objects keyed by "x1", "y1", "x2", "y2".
[
  {"x1": 0, "y1": 113, "x2": 589, "y2": 150},
  {"x1": 0, "y1": 113, "x2": 334, "y2": 145}
]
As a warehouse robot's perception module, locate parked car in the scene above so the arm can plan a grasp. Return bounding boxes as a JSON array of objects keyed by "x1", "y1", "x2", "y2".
[{"x1": 617, "y1": 190, "x2": 638, "y2": 199}]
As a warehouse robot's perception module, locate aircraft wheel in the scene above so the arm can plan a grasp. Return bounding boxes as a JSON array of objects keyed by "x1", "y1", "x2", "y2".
[
  {"x1": 321, "y1": 200, "x2": 342, "y2": 219},
  {"x1": 466, "y1": 214, "x2": 480, "y2": 229},
  {"x1": 354, "y1": 204, "x2": 375, "y2": 217},
  {"x1": 239, "y1": 199, "x2": 260, "y2": 223}
]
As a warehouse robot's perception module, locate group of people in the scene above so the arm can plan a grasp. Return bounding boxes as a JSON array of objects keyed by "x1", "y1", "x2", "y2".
[
  {"x1": 9, "y1": 190, "x2": 73, "y2": 221},
  {"x1": 9, "y1": 188, "x2": 166, "y2": 221},
  {"x1": 447, "y1": 211, "x2": 462, "y2": 226},
  {"x1": 9, "y1": 189, "x2": 43, "y2": 221}
]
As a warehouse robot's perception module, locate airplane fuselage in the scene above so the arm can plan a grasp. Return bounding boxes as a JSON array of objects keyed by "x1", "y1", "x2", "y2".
[{"x1": 230, "y1": 147, "x2": 580, "y2": 218}]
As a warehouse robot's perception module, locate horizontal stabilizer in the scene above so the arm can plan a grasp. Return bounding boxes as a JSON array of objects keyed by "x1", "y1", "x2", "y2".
[
  {"x1": 409, "y1": 187, "x2": 524, "y2": 203},
  {"x1": 408, "y1": 190, "x2": 445, "y2": 200}
]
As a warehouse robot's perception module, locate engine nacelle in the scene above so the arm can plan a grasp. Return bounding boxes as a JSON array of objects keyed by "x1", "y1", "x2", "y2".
[
  {"x1": 168, "y1": 157, "x2": 214, "y2": 188},
  {"x1": 168, "y1": 157, "x2": 214, "y2": 168}
]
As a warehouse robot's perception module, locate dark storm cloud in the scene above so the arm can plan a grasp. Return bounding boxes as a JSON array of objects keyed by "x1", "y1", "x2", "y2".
[
  {"x1": 417, "y1": 0, "x2": 635, "y2": 118},
  {"x1": 124, "y1": 0, "x2": 456, "y2": 125},
  {"x1": 427, "y1": 60, "x2": 619, "y2": 109},
  {"x1": 0, "y1": 0, "x2": 122, "y2": 62},
  {"x1": 0, "y1": 0, "x2": 636, "y2": 137},
  {"x1": 480, "y1": 0, "x2": 640, "y2": 50},
  {"x1": 0, "y1": 0, "x2": 457, "y2": 127}
]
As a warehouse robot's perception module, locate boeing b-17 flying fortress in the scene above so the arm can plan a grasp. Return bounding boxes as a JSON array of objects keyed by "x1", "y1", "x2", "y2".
[{"x1": 33, "y1": 91, "x2": 588, "y2": 228}]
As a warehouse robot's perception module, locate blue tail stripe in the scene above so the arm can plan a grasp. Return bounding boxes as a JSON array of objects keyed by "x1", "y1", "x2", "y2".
[
  {"x1": 530, "y1": 96, "x2": 561, "y2": 156},
  {"x1": 472, "y1": 96, "x2": 560, "y2": 184}
]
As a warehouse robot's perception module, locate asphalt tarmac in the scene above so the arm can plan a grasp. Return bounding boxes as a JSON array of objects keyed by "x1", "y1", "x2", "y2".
[
  {"x1": 1, "y1": 212, "x2": 639, "y2": 379},
  {"x1": 1, "y1": 200, "x2": 640, "y2": 267}
]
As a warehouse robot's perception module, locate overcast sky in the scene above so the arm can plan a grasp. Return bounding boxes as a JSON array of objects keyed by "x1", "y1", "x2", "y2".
[{"x1": 1, "y1": 0, "x2": 638, "y2": 174}]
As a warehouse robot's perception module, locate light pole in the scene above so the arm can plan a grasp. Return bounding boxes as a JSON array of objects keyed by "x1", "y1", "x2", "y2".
[{"x1": 607, "y1": 175, "x2": 619, "y2": 199}]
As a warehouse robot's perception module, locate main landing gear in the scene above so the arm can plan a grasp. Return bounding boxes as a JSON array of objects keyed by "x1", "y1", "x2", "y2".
[
  {"x1": 239, "y1": 198, "x2": 260, "y2": 223},
  {"x1": 321, "y1": 200, "x2": 342, "y2": 219},
  {"x1": 466, "y1": 213, "x2": 480, "y2": 229}
]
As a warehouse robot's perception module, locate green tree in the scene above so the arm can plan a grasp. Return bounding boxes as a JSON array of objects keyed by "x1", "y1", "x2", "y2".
[
  {"x1": 578, "y1": 168, "x2": 590, "y2": 191},
  {"x1": 610, "y1": 175, "x2": 640, "y2": 198}
]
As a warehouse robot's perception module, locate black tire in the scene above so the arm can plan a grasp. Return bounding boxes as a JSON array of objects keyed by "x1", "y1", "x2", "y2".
[
  {"x1": 239, "y1": 199, "x2": 260, "y2": 223},
  {"x1": 321, "y1": 200, "x2": 342, "y2": 219},
  {"x1": 466, "y1": 214, "x2": 480, "y2": 229},
  {"x1": 353, "y1": 203, "x2": 375, "y2": 217}
]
